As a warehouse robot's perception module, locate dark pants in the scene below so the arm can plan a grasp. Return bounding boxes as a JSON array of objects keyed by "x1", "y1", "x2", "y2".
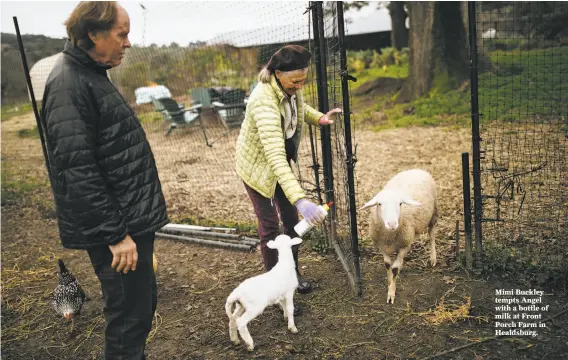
[
  {"x1": 245, "y1": 137, "x2": 305, "y2": 271},
  {"x1": 245, "y1": 182, "x2": 301, "y2": 272},
  {"x1": 87, "y1": 233, "x2": 157, "y2": 360}
]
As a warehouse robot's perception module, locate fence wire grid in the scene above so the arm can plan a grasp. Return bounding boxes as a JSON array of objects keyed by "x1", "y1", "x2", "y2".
[
  {"x1": 7, "y1": 1, "x2": 361, "y2": 291},
  {"x1": 474, "y1": 1, "x2": 568, "y2": 282},
  {"x1": 101, "y1": 2, "x2": 321, "y2": 232},
  {"x1": 120, "y1": 1, "x2": 360, "y2": 291},
  {"x1": 318, "y1": 2, "x2": 361, "y2": 293}
]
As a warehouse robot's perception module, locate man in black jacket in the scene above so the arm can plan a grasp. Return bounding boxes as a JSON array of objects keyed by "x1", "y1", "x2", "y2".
[{"x1": 41, "y1": 2, "x2": 169, "y2": 359}]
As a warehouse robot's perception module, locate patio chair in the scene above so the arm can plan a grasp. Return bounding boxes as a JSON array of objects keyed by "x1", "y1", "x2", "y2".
[
  {"x1": 212, "y1": 88, "x2": 247, "y2": 129},
  {"x1": 151, "y1": 97, "x2": 177, "y2": 121},
  {"x1": 189, "y1": 87, "x2": 222, "y2": 108},
  {"x1": 154, "y1": 98, "x2": 208, "y2": 141}
]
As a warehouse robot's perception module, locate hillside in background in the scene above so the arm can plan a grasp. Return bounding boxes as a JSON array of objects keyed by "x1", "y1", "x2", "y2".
[
  {"x1": 1, "y1": 31, "x2": 263, "y2": 106},
  {"x1": 1, "y1": 33, "x2": 67, "y2": 105}
]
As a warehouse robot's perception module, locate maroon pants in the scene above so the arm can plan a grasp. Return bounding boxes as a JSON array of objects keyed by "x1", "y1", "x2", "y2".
[{"x1": 244, "y1": 182, "x2": 300, "y2": 271}]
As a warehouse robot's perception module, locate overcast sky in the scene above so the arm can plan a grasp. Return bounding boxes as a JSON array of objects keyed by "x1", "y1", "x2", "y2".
[{"x1": 1, "y1": 1, "x2": 388, "y2": 46}]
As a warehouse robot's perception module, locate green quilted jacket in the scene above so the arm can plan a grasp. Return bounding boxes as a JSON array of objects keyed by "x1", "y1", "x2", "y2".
[{"x1": 235, "y1": 75, "x2": 324, "y2": 204}]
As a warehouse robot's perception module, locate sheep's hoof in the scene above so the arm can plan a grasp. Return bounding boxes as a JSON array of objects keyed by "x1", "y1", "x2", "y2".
[
  {"x1": 289, "y1": 326, "x2": 298, "y2": 334},
  {"x1": 231, "y1": 338, "x2": 240, "y2": 345},
  {"x1": 430, "y1": 256, "x2": 437, "y2": 267},
  {"x1": 387, "y1": 294, "x2": 395, "y2": 304},
  {"x1": 246, "y1": 344, "x2": 255, "y2": 351}
]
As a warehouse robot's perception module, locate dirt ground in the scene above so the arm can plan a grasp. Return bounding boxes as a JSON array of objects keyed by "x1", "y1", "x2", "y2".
[
  {"x1": 2, "y1": 113, "x2": 568, "y2": 359},
  {"x1": 139, "y1": 109, "x2": 476, "y2": 242}
]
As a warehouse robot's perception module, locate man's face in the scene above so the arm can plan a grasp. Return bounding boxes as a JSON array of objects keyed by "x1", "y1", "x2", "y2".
[
  {"x1": 89, "y1": 6, "x2": 131, "y2": 67},
  {"x1": 275, "y1": 68, "x2": 308, "y2": 96}
]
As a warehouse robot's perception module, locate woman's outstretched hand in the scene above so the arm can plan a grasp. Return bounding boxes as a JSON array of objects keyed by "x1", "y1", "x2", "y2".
[{"x1": 318, "y1": 108, "x2": 342, "y2": 126}]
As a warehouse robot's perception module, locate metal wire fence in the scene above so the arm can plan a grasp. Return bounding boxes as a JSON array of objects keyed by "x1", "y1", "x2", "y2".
[
  {"x1": 473, "y1": 1, "x2": 568, "y2": 283},
  {"x1": 116, "y1": 0, "x2": 361, "y2": 292},
  {"x1": 317, "y1": 2, "x2": 361, "y2": 294},
  {"x1": 6, "y1": 1, "x2": 363, "y2": 293},
  {"x1": 99, "y1": 2, "x2": 324, "y2": 230}
]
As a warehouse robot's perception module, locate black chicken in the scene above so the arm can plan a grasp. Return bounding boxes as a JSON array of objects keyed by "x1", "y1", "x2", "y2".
[{"x1": 52, "y1": 259, "x2": 86, "y2": 332}]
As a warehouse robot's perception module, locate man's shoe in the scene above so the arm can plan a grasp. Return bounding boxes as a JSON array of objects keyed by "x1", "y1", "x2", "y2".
[{"x1": 296, "y1": 274, "x2": 313, "y2": 294}]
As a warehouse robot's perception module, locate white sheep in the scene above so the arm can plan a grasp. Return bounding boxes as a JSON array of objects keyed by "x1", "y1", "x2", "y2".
[
  {"x1": 360, "y1": 169, "x2": 438, "y2": 304},
  {"x1": 225, "y1": 234, "x2": 301, "y2": 351}
]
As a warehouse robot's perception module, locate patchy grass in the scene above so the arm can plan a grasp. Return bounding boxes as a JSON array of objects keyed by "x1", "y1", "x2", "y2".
[
  {"x1": 479, "y1": 241, "x2": 568, "y2": 290},
  {"x1": 1, "y1": 102, "x2": 34, "y2": 122},
  {"x1": 377, "y1": 89, "x2": 471, "y2": 131},
  {"x1": 350, "y1": 86, "x2": 470, "y2": 131},
  {"x1": 351, "y1": 65, "x2": 408, "y2": 91},
  {"x1": 478, "y1": 46, "x2": 568, "y2": 122},
  {"x1": 17, "y1": 126, "x2": 40, "y2": 138},
  {"x1": 175, "y1": 215, "x2": 258, "y2": 235},
  {"x1": 138, "y1": 111, "x2": 164, "y2": 124},
  {"x1": 1, "y1": 160, "x2": 48, "y2": 205},
  {"x1": 350, "y1": 71, "x2": 470, "y2": 131},
  {"x1": 350, "y1": 46, "x2": 568, "y2": 131}
]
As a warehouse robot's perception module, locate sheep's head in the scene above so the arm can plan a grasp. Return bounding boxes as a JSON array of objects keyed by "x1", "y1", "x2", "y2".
[
  {"x1": 360, "y1": 189, "x2": 421, "y2": 231},
  {"x1": 267, "y1": 234, "x2": 302, "y2": 249}
]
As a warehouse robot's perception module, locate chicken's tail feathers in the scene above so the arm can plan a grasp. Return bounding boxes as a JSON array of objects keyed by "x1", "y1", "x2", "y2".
[{"x1": 58, "y1": 259, "x2": 68, "y2": 274}]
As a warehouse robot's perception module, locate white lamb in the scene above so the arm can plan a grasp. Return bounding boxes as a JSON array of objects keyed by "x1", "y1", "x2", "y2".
[
  {"x1": 225, "y1": 234, "x2": 301, "y2": 351},
  {"x1": 360, "y1": 169, "x2": 438, "y2": 304}
]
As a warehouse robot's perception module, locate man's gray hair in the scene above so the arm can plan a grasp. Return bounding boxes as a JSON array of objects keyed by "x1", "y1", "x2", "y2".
[{"x1": 64, "y1": 1, "x2": 118, "y2": 49}]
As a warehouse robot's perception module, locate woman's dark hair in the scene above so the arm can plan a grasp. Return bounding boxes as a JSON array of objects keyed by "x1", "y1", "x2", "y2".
[{"x1": 258, "y1": 45, "x2": 312, "y2": 83}]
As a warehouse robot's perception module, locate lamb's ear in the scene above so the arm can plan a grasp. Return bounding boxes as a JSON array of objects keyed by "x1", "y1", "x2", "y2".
[
  {"x1": 359, "y1": 196, "x2": 378, "y2": 210},
  {"x1": 290, "y1": 237, "x2": 303, "y2": 246},
  {"x1": 401, "y1": 194, "x2": 422, "y2": 206},
  {"x1": 266, "y1": 240, "x2": 277, "y2": 249}
]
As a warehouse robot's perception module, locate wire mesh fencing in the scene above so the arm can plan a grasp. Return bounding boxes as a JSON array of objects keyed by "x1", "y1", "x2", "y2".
[
  {"x1": 102, "y1": 2, "x2": 324, "y2": 229},
  {"x1": 7, "y1": 1, "x2": 363, "y2": 293},
  {"x1": 316, "y1": 2, "x2": 361, "y2": 294},
  {"x1": 115, "y1": 1, "x2": 362, "y2": 292},
  {"x1": 473, "y1": 1, "x2": 568, "y2": 283}
]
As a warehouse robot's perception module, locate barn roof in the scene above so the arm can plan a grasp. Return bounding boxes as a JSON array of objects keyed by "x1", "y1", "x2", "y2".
[{"x1": 208, "y1": 7, "x2": 394, "y2": 47}]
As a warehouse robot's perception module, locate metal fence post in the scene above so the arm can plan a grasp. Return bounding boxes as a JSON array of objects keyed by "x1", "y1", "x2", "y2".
[
  {"x1": 336, "y1": 1, "x2": 362, "y2": 296},
  {"x1": 462, "y1": 152, "x2": 473, "y2": 270},
  {"x1": 308, "y1": 2, "x2": 323, "y2": 207},
  {"x1": 313, "y1": 1, "x2": 335, "y2": 209},
  {"x1": 468, "y1": 2, "x2": 483, "y2": 264},
  {"x1": 13, "y1": 17, "x2": 52, "y2": 182},
  {"x1": 312, "y1": 1, "x2": 336, "y2": 248}
]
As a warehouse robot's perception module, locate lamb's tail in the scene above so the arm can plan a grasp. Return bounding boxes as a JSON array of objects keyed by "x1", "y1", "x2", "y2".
[
  {"x1": 225, "y1": 293, "x2": 239, "y2": 320},
  {"x1": 225, "y1": 297, "x2": 235, "y2": 320},
  {"x1": 225, "y1": 294, "x2": 243, "y2": 322}
]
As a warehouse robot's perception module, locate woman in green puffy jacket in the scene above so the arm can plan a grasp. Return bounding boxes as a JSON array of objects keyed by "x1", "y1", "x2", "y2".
[{"x1": 235, "y1": 45, "x2": 341, "y2": 315}]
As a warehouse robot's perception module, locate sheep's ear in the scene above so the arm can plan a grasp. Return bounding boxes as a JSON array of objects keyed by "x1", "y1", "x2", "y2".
[
  {"x1": 290, "y1": 237, "x2": 303, "y2": 246},
  {"x1": 266, "y1": 240, "x2": 277, "y2": 249},
  {"x1": 402, "y1": 196, "x2": 422, "y2": 206},
  {"x1": 359, "y1": 197, "x2": 378, "y2": 210}
]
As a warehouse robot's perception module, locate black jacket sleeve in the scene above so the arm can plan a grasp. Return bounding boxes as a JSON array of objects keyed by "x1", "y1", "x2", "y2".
[{"x1": 44, "y1": 85, "x2": 127, "y2": 246}]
